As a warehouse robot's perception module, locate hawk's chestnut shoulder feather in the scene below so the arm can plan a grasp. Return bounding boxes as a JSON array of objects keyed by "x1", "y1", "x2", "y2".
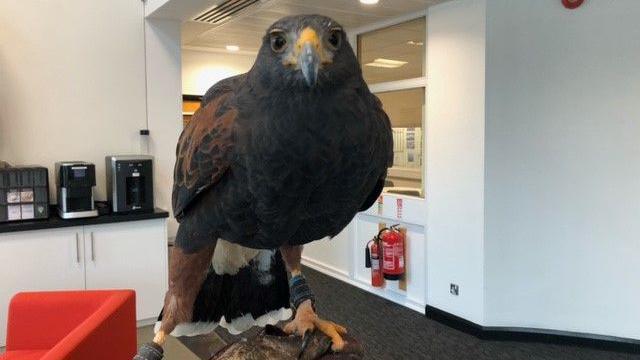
[{"x1": 173, "y1": 83, "x2": 238, "y2": 219}]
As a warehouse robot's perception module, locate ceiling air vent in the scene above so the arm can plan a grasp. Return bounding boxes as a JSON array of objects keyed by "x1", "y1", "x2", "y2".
[{"x1": 193, "y1": 0, "x2": 260, "y2": 25}]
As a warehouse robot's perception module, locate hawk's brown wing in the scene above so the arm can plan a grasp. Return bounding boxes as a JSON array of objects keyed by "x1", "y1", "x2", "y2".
[{"x1": 172, "y1": 91, "x2": 237, "y2": 219}]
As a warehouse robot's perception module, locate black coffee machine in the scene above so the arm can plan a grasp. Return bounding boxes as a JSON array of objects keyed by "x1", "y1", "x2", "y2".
[
  {"x1": 106, "y1": 155, "x2": 154, "y2": 213},
  {"x1": 55, "y1": 162, "x2": 99, "y2": 219}
]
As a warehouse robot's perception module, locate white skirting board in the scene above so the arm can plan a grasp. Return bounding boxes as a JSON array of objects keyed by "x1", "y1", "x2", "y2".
[
  {"x1": 138, "y1": 317, "x2": 159, "y2": 328},
  {"x1": 301, "y1": 256, "x2": 426, "y2": 314}
]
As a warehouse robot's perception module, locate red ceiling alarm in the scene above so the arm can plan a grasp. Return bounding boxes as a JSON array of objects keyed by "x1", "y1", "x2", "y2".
[{"x1": 562, "y1": 0, "x2": 584, "y2": 9}]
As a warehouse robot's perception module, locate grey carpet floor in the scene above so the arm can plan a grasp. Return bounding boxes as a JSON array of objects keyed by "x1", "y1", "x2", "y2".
[{"x1": 204, "y1": 266, "x2": 640, "y2": 360}]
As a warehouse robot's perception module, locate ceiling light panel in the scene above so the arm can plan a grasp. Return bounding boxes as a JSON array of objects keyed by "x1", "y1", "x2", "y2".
[{"x1": 365, "y1": 58, "x2": 408, "y2": 68}]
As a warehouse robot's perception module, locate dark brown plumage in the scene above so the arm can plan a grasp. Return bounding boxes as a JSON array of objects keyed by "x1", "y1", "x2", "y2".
[
  {"x1": 173, "y1": 15, "x2": 393, "y2": 253},
  {"x1": 142, "y1": 15, "x2": 393, "y2": 358}
]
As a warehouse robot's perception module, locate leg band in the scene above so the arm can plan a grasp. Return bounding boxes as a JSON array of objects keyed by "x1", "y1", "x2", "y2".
[
  {"x1": 289, "y1": 274, "x2": 316, "y2": 310},
  {"x1": 134, "y1": 343, "x2": 164, "y2": 360}
]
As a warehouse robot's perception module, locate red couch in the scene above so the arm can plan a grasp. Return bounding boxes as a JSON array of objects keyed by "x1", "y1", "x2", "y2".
[{"x1": 1, "y1": 290, "x2": 137, "y2": 360}]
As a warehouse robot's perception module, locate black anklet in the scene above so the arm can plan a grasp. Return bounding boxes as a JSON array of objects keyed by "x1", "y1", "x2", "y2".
[
  {"x1": 289, "y1": 274, "x2": 316, "y2": 310},
  {"x1": 134, "y1": 342, "x2": 164, "y2": 360}
]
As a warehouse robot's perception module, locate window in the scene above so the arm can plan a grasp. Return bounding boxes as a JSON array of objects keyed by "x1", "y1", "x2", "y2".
[
  {"x1": 357, "y1": 17, "x2": 426, "y2": 198},
  {"x1": 358, "y1": 17, "x2": 426, "y2": 85},
  {"x1": 377, "y1": 88, "x2": 424, "y2": 195}
]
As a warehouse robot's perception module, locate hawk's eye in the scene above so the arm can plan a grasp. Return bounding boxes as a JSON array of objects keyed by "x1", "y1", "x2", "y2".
[
  {"x1": 327, "y1": 29, "x2": 342, "y2": 50},
  {"x1": 270, "y1": 32, "x2": 287, "y2": 53}
]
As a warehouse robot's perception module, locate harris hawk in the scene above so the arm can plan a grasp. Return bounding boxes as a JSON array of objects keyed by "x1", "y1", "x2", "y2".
[{"x1": 136, "y1": 14, "x2": 393, "y2": 360}]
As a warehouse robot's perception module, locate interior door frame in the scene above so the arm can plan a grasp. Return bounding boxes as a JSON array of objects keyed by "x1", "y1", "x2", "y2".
[{"x1": 348, "y1": 11, "x2": 428, "y2": 199}]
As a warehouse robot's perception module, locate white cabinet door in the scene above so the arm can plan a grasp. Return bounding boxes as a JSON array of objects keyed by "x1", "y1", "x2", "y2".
[
  {"x1": 84, "y1": 219, "x2": 168, "y2": 321},
  {"x1": 0, "y1": 227, "x2": 85, "y2": 347}
]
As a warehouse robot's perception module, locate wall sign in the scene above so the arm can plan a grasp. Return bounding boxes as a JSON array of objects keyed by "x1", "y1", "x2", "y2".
[
  {"x1": 562, "y1": 0, "x2": 584, "y2": 9},
  {"x1": 396, "y1": 198, "x2": 403, "y2": 219}
]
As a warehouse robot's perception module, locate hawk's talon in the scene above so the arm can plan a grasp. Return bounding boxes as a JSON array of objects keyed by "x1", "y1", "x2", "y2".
[
  {"x1": 284, "y1": 299, "x2": 347, "y2": 352},
  {"x1": 153, "y1": 330, "x2": 167, "y2": 346},
  {"x1": 314, "y1": 318, "x2": 347, "y2": 351},
  {"x1": 298, "y1": 330, "x2": 312, "y2": 359}
]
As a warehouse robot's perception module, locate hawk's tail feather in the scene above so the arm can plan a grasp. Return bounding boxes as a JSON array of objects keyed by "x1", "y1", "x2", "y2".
[{"x1": 155, "y1": 249, "x2": 292, "y2": 337}]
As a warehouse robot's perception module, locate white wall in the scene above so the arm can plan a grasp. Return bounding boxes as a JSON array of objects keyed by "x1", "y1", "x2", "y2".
[
  {"x1": 426, "y1": 0, "x2": 486, "y2": 324},
  {"x1": 0, "y1": 0, "x2": 147, "y2": 202},
  {"x1": 303, "y1": 227, "x2": 352, "y2": 278},
  {"x1": 484, "y1": 0, "x2": 640, "y2": 340},
  {"x1": 145, "y1": 18, "x2": 183, "y2": 237},
  {"x1": 182, "y1": 49, "x2": 255, "y2": 95}
]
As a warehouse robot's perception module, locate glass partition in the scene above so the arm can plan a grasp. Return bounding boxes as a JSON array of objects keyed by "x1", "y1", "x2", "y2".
[
  {"x1": 358, "y1": 17, "x2": 426, "y2": 85},
  {"x1": 358, "y1": 17, "x2": 426, "y2": 198},
  {"x1": 376, "y1": 88, "x2": 424, "y2": 197}
]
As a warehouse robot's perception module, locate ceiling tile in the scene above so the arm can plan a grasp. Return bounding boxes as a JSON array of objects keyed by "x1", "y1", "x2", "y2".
[{"x1": 183, "y1": 0, "x2": 445, "y2": 52}]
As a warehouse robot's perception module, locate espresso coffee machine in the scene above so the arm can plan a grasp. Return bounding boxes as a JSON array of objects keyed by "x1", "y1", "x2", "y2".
[
  {"x1": 106, "y1": 155, "x2": 154, "y2": 213},
  {"x1": 55, "y1": 162, "x2": 98, "y2": 219}
]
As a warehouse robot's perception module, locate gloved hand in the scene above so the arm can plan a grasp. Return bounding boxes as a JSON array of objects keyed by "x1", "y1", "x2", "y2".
[{"x1": 211, "y1": 325, "x2": 364, "y2": 360}]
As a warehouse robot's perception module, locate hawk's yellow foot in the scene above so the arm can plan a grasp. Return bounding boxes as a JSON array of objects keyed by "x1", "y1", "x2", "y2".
[{"x1": 284, "y1": 299, "x2": 347, "y2": 351}]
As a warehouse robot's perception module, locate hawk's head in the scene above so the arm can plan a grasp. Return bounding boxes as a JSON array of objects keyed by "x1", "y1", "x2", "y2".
[{"x1": 254, "y1": 15, "x2": 361, "y2": 89}]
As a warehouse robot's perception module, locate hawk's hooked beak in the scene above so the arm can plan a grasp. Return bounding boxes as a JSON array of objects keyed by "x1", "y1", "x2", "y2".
[{"x1": 296, "y1": 28, "x2": 321, "y2": 87}]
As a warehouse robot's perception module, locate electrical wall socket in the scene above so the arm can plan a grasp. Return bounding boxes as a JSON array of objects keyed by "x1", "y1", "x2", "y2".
[{"x1": 450, "y1": 283, "x2": 459, "y2": 296}]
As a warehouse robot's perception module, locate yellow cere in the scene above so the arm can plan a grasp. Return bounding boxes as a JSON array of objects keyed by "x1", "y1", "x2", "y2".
[
  {"x1": 296, "y1": 27, "x2": 321, "y2": 52},
  {"x1": 282, "y1": 27, "x2": 333, "y2": 67}
]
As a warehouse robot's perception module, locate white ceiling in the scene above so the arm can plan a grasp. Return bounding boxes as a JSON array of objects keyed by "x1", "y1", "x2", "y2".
[{"x1": 182, "y1": 0, "x2": 443, "y2": 53}]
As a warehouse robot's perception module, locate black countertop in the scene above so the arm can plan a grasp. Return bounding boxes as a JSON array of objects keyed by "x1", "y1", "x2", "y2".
[{"x1": 0, "y1": 207, "x2": 169, "y2": 234}]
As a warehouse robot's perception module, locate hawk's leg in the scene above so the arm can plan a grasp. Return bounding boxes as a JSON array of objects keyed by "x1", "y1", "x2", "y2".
[
  {"x1": 135, "y1": 243, "x2": 216, "y2": 360},
  {"x1": 280, "y1": 245, "x2": 347, "y2": 351}
]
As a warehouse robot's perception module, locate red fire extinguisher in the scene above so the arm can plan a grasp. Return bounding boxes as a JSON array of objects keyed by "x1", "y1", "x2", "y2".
[
  {"x1": 379, "y1": 225, "x2": 405, "y2": 280},
  {"x1": 365, "y1": 238, "x2": 383, "y2": 287}
]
